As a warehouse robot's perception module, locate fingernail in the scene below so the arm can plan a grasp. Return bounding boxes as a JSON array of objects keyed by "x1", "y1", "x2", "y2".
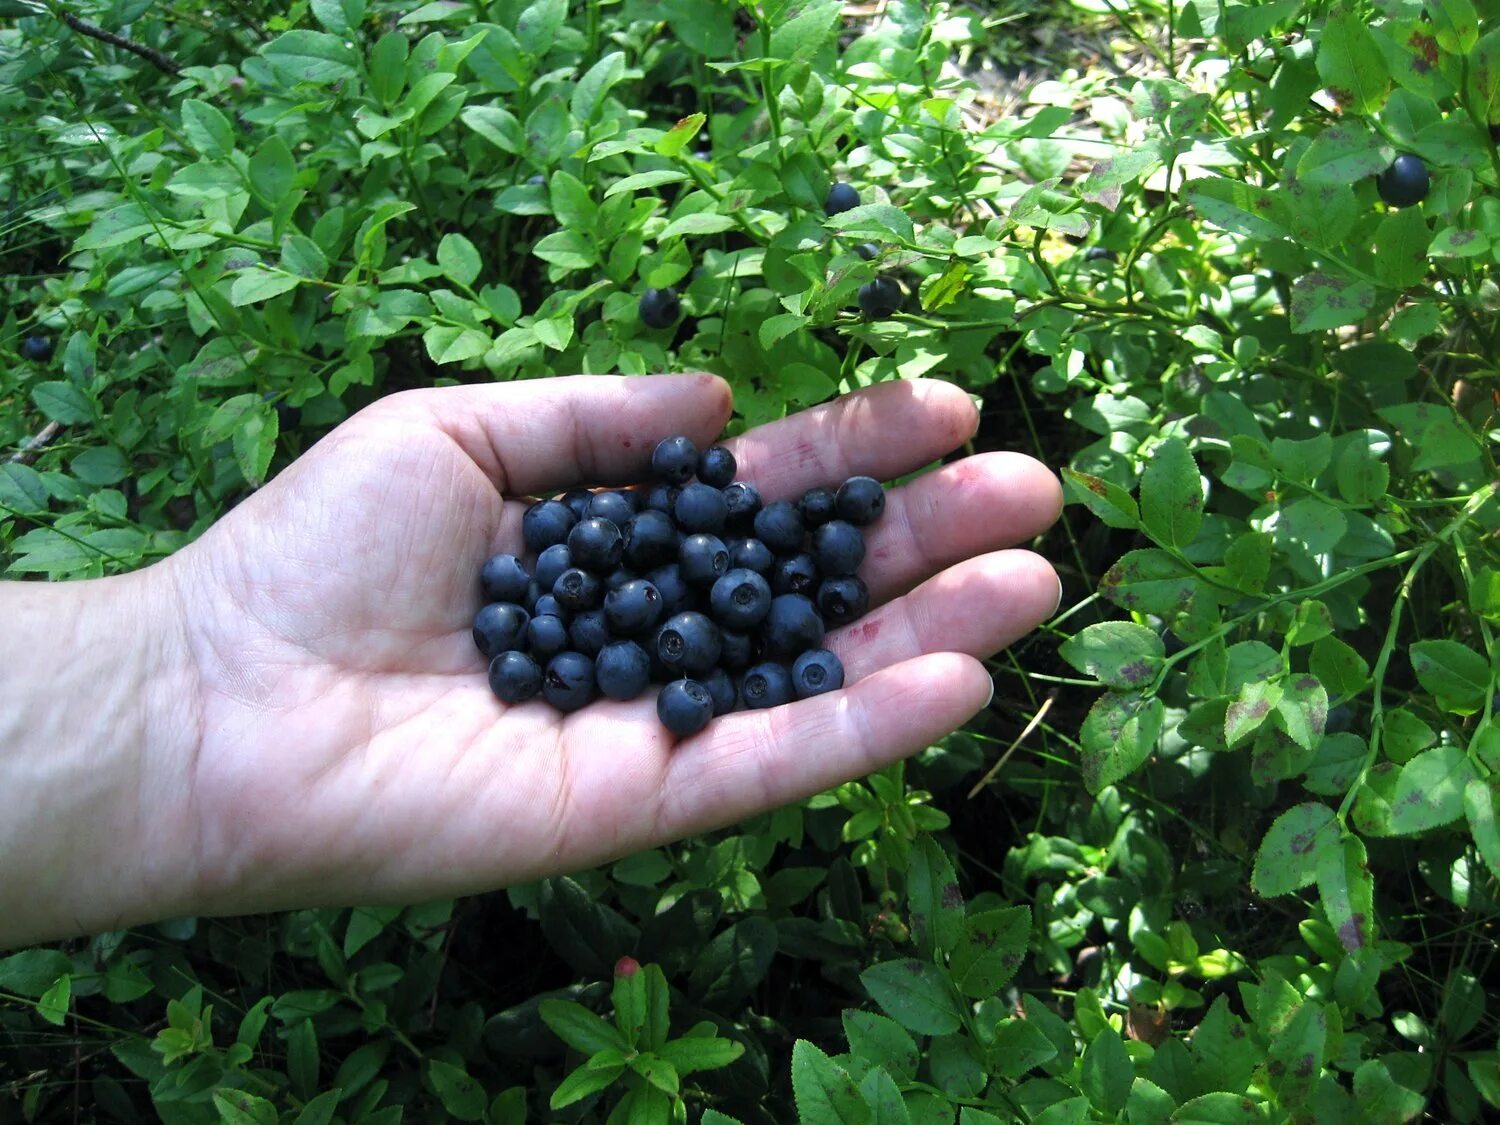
[
  {"x1": 984, "y1": 675, "x2": 996, "y2": 710},
  {"x1": 1050, "y1": 568, "x2": 1064, "y2": 617}
]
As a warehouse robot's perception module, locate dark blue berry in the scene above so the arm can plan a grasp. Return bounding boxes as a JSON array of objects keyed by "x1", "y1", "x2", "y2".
[
  {"x1": 825, "y1": 182, "x2": 860, "y2": 216},
  {"x1": 710, "y1": 568, "x2": 773, "y2": 629},
  {"x1": 652, "y1": 435, "x2": 698, "y2": 484},
  {"x1": 604, "y1": 578, "x2": 664, "y2": 636},
  {"x1": 792, "y1": 649, "x2": 844, "y2": 699},
  {"x1": 853, "y1": 242, "x2": 880, "y2": 261},
  {"x1": 569, "y1": 609, "x2": 610, "y2": 657},
  {"x1": 1082, "y1": 246, "x2": 1115, "y2": 262},
  {"x1": 835, "y1": 476, "x2": 885, "y2": 526},
  {"x1": 543, "y1": 651, "x2": 596, "y2": 712},
  {"x1": 656, "y1": 611, "x2": 722, "y2": 675},
  {"x1": 480, "y1": 554, "x2": 531, "y2": 603},
  {"x1": 604, "y1": 566, "x2": 638, "y2": 591},
  {"x1": 723, "y1": 481, "x2": 763, "y2": 529},
  {"x1": 643, "y1": 482, "x2": 680, "y2": 513},
  {"x1": 657, "y1": 679, "x2": 714, "y2": 736},
  {"x1": 816, "y1": 575, "x2": 869, "y2": 625},
  {"x1": 533, "y1": 593, "x2": 568, "y2": 621},
  {"x1": 680, "y1": 533, "x2": 730, "y2": 586},
  {"x1": 719, "y1": 628, "x2": 756, "y2": 672},
  {"x1": 674, "y1": 482, "x2": 728, "y2": 533},
  {"x1": 489, "y1": 651, "x2": 543, "y2": 703},
  {"x1": 754, "y1": 500, "x2": 804, "y2": 555},
  {"x1": 798, "y1": 487, "x2": 837, "y2": 527},
  {"x1": 523, "y1": 500, "x2": 577, "y2": 552},
  {"x1": 811, "y1": 520, "x2": 865, "y2": 576},
  {"x1": 526, "y1": 614, "x2": 570, "y2": 661},
  {"x1": 535, "y1": 544, "x2": 572, "y2": 591},
  {"x1": 596, "y1": 640, "x2": 652, "y2": 701},
  {"x1": 624, "y1": 509, "x2": 679, "y2": 570},
  {"x1": 858, "y1": 277, "x2": 902, "y2": 319},
  {"x1": 648, "y1": 563, "x2": 692, "y2": 615},
  {"x1": 1377, "y1": 154, "x2": 1429, "y2": 208},
  {"x1": 567, "y1": 517, "x2": 624, "y2": 572},
  {"x1": 770, "y1": 553, "x2": 820, "y2": 597},
  {"x1": 553, "y1": 567, "x2": 603, "y2": 612},
  {"x1": 739, "y1": 663, "x2": 793, "y2": 710},
  {"x1": 473, "y1": 602, "x2": 531, "y2": 657},
  {"x1": 699, "y1": 667, "x2": 737, "y2": 716},
  {"x1": 729, "y1": 537, "x2": 774, "y2": 574},
  {"x1": 586, "y1": 491, "x2": 636, "y2": 527},
  {"x1": 697, "y1": 446, "x2": 737, "y2": 488},
  {"x1": 522, "y1": 580, "x2": 543, "y2": 611},
  {"x1": 764, "y1": 593, "x2": 824, "y2": 657},
  {"x1": 639, "y1": 287, "x2": 681, "y2": 330},
  {"x1": 561, "y1": 489, "x2": 594, "y2": 520},
  {"x1": 20, "y1": 335, "x2": 53, "y2": 361}
]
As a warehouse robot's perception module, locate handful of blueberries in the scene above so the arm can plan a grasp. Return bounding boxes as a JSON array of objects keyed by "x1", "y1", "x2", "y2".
[{"x1": 473, "y1": 435, "x2": 886, "y2": 737}]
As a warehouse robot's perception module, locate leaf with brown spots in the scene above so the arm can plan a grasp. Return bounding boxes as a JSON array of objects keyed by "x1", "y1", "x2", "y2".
[
  {"x1": 1317, "y1": 833, "x2": 1374, "y2": 952},
  {"x1": 1252, "y1": 802, "x2": 1338, "y2": 896}
]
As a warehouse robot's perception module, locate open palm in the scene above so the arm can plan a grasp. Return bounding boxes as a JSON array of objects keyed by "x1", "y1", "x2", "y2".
[{"x1": 160, "y1": 374, "x2": 1062, "y2": 918}]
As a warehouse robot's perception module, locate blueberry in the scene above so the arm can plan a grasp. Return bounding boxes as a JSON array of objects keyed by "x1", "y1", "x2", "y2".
[
  {"x1": 763, "y1": 593, "x2": 825, "y2": 657},
  {"x1": 543, "y1": 651, "x2": 596, "y2": 712},
  {"x1": 553, "y1": 567, "x2": 603, "y2": 612},
  {"x1": 480, "y1": 553, "x2": 531, "y2": 603},
  {"x1": 624, "y1": 509, "x2": 680, "y2": 570},
  {"x1": 710, "y1": 567, "x2": 773, "y2": 629},
  {"x1": 567, "y1": 517, "x2": 624, "y2": 572},
  {"x1": 753, "y1": 500, "x2": 805, "y2": 555},
  {"x1": 643, "y1": 482, "x2": 680, "y2": 513},
  {"x1": 596, "y1": 640, "x2": 652, "y2": 701},
  {"x1": 533, "y1": 593, "x2": 568, "y2": 621},
  {"x1": 728, "y1": 537, "x2": 774, "y2": 574},
  {"x1": 739, "y1": 662, "x2": 793, "y2": 709},
  {"x1": 604, "y1": 566, "x2": 638, "y2": 591},
  {"x1": 656, "y1": 611, "x2": 722, "y2": 675},
  {"x1": 522, "y1": 580, "x2": 543, "y2": 611},
  {"x1": 858, "y1": 277, "x2": 903, "y2": 319},
  {"x1": 697, "y1": 445, "x2": 737, "y2": 488},
  {"x1": 604, "y1": 578, "x2": 664, "y2": 636},
  {"x1": 639, "y1": 287, "x2": 682, "y2": 330},
  {"x1": 816, "y1": 575, "x2": 869, "y2": 625},
  {"x1": 569, "y1": 609, "x2": 610, "y2": 657},
  {"x1": 586, "y1": 491, "x2": 636, "y2": 527},
  {"x1": 825, "y1": 182, "x2": 860, "y2": 216},
  {"x1": 719, "y1": 628, "x2": 756, "y2": 672},
  {"x1": 526, "y1": 614, "x2": 570, "y2": 661},
  {"x1": 1326, "y1": 704, "x2": 1354, "y2": 734},
  {"x1": 699, "y1": 667, "x2": 737, "y2": 716},
  {"x1": 523, "y1": 500, "x2": 577, "y2": 552},
  {"x1": 561, "y1": 488, "x2": 594, "y2": 520},
  {"x1": 792, "y1": 649, "x2": 844, "y2": 699},
  {"x1": 657, "y1": 679, "x2": 714, "y2": 736},
  {"x1": 652, "y1": 435, "x2": 699, "y2": 484},
  {"x1": 489, "y1": 651, "x2": 543, "y2": 703},
  {"x1": 723, "y1": 481, "x2": 763, "y2": 529},
  {"x1": 1376, "y1": 154, "x2": 1429, "y2": 208},
  {"x1": 680, "y1": 533, "x2": 730, "y2": 586},
  {"x1": 674, "y1": 481, "x2": 729, "y2": 533},
  {"x1": 648, "y1": 563, "x2": 693, "y2": 615},
  {"x1": 20, "y1": 335, "x2": 53, "y2": 361},
  {"x1": 770, "y1": 552, "x2": 820, "y2": 597},
  {"x1": 473, "y1": 602, "x2": 531, "y2": 657},
  {"x1": 798, "y1": 486, "x2": 837, "y2": 527},
  {"x1": 535, "y1": 544, "x2": 573, "y2": 591},
  {"x1": 811, "y1": 520, "x2": 865, "y2": 576},
  {"x1": 835, "y1": 476, "x2": 885, "y2": 526},
  {"x1": 1083, "y1": 246, "x2": 1116, "y2": 262}
]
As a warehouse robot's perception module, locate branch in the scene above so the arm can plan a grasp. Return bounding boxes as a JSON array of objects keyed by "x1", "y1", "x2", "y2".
[
  {"x1": 7, "y1": 422, "x2": 63, "y2": 465},
  {"x1": 56, "y1": 9, "x2": 181, "y2": 76}
]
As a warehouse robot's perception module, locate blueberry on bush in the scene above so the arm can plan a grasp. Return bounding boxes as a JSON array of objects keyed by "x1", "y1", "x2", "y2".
[
  {"x1": 858, "y1": 276, "x2": 903, "y2": 319},
  {"x1": 542, "y1": 651, "x2": 596, "y2": 712},
  {"x1": 639, "y1": 287, "x2": 681, "y2": 330},
  {"x1": 853, "y1": 242, "x2": 880, "y2": 261},
  {"x1": 20, "y1": 335, "x2": 53, "y2": 361},
  {"x1": 657, "y1": 679, "x2": 713, "y2": 736},
  {"x1": 792, "y1": 649, "x2": 844, "y2": 699},
  {"x1": 825, "y1": 181, "x2": 860, "y2": 215},
  {"x1": 1376, "y1": 154, "x2": 1429, "y2": 208},
  {"x1": 489, "y1": 651, "x2": 543, "y2": 703}
]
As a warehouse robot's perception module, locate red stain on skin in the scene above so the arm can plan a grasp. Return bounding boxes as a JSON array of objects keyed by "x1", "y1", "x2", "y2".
[
  {"x1": 854, "y1": 619, "x2": 882, "y2": 643},
  {"x1": 873, "y1": 547, "x2": 892, "y2": 561},
  {"x1": 622, "y1": 438, "x2": 632, "y2": 448}
]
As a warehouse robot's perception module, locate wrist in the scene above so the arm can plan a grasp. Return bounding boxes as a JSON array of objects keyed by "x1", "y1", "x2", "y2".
[{"x1": 0, "y1": 564, "x2": 202, "y2": 948}]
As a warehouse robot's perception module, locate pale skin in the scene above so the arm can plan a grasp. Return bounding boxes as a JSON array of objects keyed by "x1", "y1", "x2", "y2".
[{"x1": 0, "y1": 374, "x2": 1063, "y2": 950}]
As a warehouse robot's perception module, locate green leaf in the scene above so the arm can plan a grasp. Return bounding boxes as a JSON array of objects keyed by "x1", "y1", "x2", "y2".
[
  {"x1": 261, "y1": 30, "x2": 359, "y2": 84},
  {"x1": 571, "y1": 50, "x2": 627, "y2": 123},
  {"x1": 842, "y1": 1011, "x2": 920, "y2": 1082},
  {"x1": 1080, "y1": 1028, "x2": 1133, "y2": 1116},
  {"x1": 422, "y1": 325, "x2": 492, "y2": 365},
  {"x1": 230, "y1": 267, "x2": 300, "y2": 306},
  {"x1": 790, "y1": 1039, "x2": 873, "y2": 1125},
  {"x1": 539, "y1": 999, "x2": 628, "y2": 1055},
  {"x1": 826, "y1": 203, "x2": 915, "y2": 244},
  {"x1": 949, "y1": 907, "x2": 1029, "y2": 999},
  {"x1": 1252, "y1": 802, "x2": 1338, "y2": 896},
  {"x1": 213, "y1": 1089, "x2": 279, "y2": 1125},
  {"x1": 1060, "y1": 621, "x2": 1166, "y2": 690},
  {"x1": 0, "y1": 949, "x2": 71, "y2": 997},
  {"x1": 311, "y1": 0, "x2": 363, "y2": 33},
  {"x1": 31, "y1": 381, "x2": 94, "y2": 424},
  {"x1": 659, "y1": 212, "x2": 737, "y2": 240},
  {"x1": 248, "y1": 137, "x2": 295, "y2": 206},
  {"x1": 549, "y1": 171, "x2": 596, "y2": 230},
  {"x1": 1465, "y1": 777, "x2": 1500, "y2": 881},
  {"x1": 549, "y1": 1056, "x2": 623, "y2": 1109},
  {"x1": 655, "y1": 112, "x2": 705, "y2": 157},
  {"x1": 656, "y1": 1035, "x2": 744, "y2": 1075},
  {"x1": 1062, "y1": 467, "x2": 1140, "y2": 529},
  {"x1": 628, "y1": 1052, "x2": 680, "y2": 1097},
  {"x1": 906, "y1": 835, "x2": 963, "y2": 957},
  {"x1": 36, "y1": 974, "x2": 70, "y2": 1026},
  {"x1": 1170, "y1": 1092, "x2": 1264, "y2": 1123},
  {"x1": 291, "y1": 1090, "x2": 342, "y2": 1125},
  {"x1": 70, "y1": 446, "x2": 129, "y2": 486},
  {"x1": 1389, "y1": 746, "x2": 1477, "y2": 833},
  {"x1": 516, "y1": 0, "x2": 567, "y2": 55},
  {"x1": 1079, "y1": 690, "x2": 1164, "y2": 793},
  {"x1": 281, "y1": 235, "x2": 328, "y2": 280},
  {"x1": 1290, "y1": 272, "x2": 1376, "y2": 332},
  {"x1": 768, "y1": 0, "x2": 843, "y2": 64},
  {"x1": 1316, "y1": 9, "x2": 1390, "y2": 114},
  {"x1": 460, "y1": 104, "x2": 522, "y2": 151},
  {"x1": 688, "y1": 917, "x2": 777, "y2": 1006},
  {"x1": 1317, "y1": 834, "x2": 1374, "y2": 953},
  {"x1": 1409, "y1": 639, "x2": 1490, "y2": 710},
  {"x1": 533, "y1": 229, "x2": 597, "y2": 270},
  {"x1": 438, "y1": 233, "x2": 483, "y2": 287},
  {"x1": 605, "y1": 169, "x2": 690, "y2": 198},
  {"x1": 859, "y1": 960, "x2": 961, "y2": 1036},
  {"x1": 182, "y1": 98, "x2": 235, "y2": 158},
  {"x1": 1373, "y1": 207, "x2": 1432, "y2": 288}
]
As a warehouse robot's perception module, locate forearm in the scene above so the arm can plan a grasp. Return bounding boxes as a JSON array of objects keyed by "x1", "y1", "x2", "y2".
[{"x1": 0, "y1": 568, "x2": 201, "y2": 949}]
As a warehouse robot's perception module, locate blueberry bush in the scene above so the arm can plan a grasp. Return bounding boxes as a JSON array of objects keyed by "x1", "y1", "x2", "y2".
[{"x1": 3, "y1": 0, "x2": 1500, "y2": 1120}]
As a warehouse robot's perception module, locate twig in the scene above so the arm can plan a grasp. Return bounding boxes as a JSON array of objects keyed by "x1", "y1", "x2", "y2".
[
  {"x1": 7, "y1": 421, "x2": 62, "y2": 465},
  {"x1": 56, "y1": 9, "x2": 181, "y2": 76},
  {"x1": 966, "y1": 691, "x2": 1056, "y2": 800}
]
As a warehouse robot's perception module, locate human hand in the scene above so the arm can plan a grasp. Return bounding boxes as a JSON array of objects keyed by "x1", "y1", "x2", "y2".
[{"x1": 3, "y1": 375, "x2": 1062, "y2": 943}]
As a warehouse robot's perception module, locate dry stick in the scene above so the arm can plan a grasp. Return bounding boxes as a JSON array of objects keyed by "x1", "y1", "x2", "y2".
[
  {"x1": 7, "y1": 421, "x2": 62, "y2": 465},
  {"x1": 56, "y1": 9, "x2": 181, "y2": 76},
  {"x1": 965, "y1": 691, "x2": 1057, "y2": 800}
]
